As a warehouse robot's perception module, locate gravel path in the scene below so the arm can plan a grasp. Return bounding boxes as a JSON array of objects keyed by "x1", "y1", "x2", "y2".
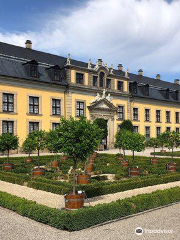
[
  {"x1": 1, "y1": 203, "x2": 180, "y2": 240},
  {"x1": 1, "y1": 180, "x2": 180, "y2": 209},
  {"x1": 1, "y1": 147, "x2": 180, "y2": 158}
]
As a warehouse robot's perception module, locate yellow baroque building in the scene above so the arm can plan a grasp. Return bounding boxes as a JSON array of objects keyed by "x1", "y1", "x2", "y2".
[{"x1": 0, "y1": 40, "x2": 180, "y2": 150}]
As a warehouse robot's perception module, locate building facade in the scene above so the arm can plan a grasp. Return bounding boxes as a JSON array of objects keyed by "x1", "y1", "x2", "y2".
[{"x1": 0, "y1": 40, "x2": 180, "y2": 149}]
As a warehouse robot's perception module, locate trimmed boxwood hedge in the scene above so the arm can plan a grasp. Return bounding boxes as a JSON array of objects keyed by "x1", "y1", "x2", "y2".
[
  {"x1": 1, "y1": 171, "x2": 180, "y2": 197},
  {"x1": 0, "y1": 187, "x2": 180, "y2": 231}
]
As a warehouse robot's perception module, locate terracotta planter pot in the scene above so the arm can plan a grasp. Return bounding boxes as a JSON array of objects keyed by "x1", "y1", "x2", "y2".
[
  {"x1": 161, "y1": 150, "x2": 166, "y2": 153},
  {"x1": 86, "y1": 163, "x2": 94, "y2": 174},
  {"x1": 51, "y1": 161, "x2": 59, "y2": 167},
  {"x1": 121, "y1": 160, "x2": 129, "y2": 168},
  {"x1": 92, "y1": 152, "x2": 97, "y2": 158},
  {"x1": 118, "y1": 156, "x2": 124, "y2": 161},
  {"x1": 166, "y1": 163, "x2": 177, "y2": 172},
  {"x1": 32, "y1": 167, "x2": 45, "y2": 177},
  {"x1": 128, "y1": 167, "x2": 140, "y2": 177},
  {"x1": 61, "y1": 156, "x2": 68, "y2": 161},
  {"x1": 150, "y1": 158, "x2": 158, "y2": 164},
  {"x1": 2, "y1": 163, "x2": 14, "y2": 171},
  {"x1": 25, "y1": 156, "x2": 33, "y2": 163},
  {"x1": 77, "y1": 174, "x2": 91, "y2": 184},
  {"x1": 64, "y1": 192, "x2": 85, "y2": 210}
]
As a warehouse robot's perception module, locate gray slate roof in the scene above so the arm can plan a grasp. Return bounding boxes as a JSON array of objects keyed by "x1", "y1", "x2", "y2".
[{"x1": 0, "y1": 41, "x2": 180, "y2": 103}]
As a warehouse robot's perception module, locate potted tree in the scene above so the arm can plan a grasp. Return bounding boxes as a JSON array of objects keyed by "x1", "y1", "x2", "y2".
[
  {"x1": 127, "y1": 132, "x2": 145, "y2": 177},
  {"x1": 46, "y1": 129, "x2": 62, "y2": 167},
  {"x1": 22, "y1": 136, "x2": 36, "y2": 163},
  {"x1": 0, "y1": 133, "x2": 19, "y2": 170},
  {"x1": 146, "y1": 137, "x2": 160, "y2": 164},
  {"x1": 57, "y1": 117, "x2": 101, "y2": 210},
  {"x1": 166, "y1": 131, "x2": 180, "y2": 172},
  {"x1": 157, "y1": 132, "x2": 169, "y2": 153},
  {"x1": 115, "y1": 129, "x2": 131, "y2": 161},
  {"x1": 28, "y1": 130, "x2": 47, "y2": 176},
  {"x1": 129, "y1": 132, "x2": 145, "y2": 161}
]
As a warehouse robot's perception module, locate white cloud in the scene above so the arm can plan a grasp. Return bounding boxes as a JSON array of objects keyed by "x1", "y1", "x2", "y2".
[{"x1": 1, "y1": 0, "x2": 180, "y2": 79}]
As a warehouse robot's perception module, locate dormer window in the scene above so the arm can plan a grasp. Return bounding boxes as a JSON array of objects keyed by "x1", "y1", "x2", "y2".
[
  {"x1": 30, "y1": 65, "x2": 38, "y2": 78},
  {"x1": 145, "y1": 84, "x2": 149, "y2": 96},
  {"x1": 54, "y1": 70, "x2": 61, "y2": 81},
  {"x1": 130, "y1": 82, "x2": 137, "y2": 94},
  {"x1": 46, "y1": 65, "x2": 61, "y2": 81},
  {"x1": 166, "y1": 88, "x2": 170, "y2": 99},
  {"x1": 23, "y1": 60, "x2": 39, "y2": 78}
]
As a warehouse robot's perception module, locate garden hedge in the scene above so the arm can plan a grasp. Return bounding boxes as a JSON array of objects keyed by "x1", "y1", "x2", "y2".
[
  {"x1": 1, "y1": 171, "x2": 180, "y2": 197},
  {"x1": 0, "y1": 187, "x2": 180, "y2": 231}
]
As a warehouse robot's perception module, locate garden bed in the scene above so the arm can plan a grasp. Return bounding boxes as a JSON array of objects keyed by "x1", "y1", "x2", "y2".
[
  {"x1": 1, "y1": 187, "x2": 180, "y2": 231},
  {"x1": 1, "y1": 153, "x2": 180, "y2": 198},
  {"x1": 150, "y1": 151, "x2": 180, "y2": 157}
]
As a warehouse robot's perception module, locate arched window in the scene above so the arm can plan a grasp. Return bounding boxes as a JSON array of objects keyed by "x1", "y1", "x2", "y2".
[{"x1": 99, "y1": 72, "x2": 105, "y2": 87}]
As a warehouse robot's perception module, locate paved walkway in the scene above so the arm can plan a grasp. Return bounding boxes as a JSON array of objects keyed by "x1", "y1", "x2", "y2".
[
  {"x1": 1, "y1": 180, "x2": 180, "y2": 209},
  {"x1": 1, "y1": 203, "x2": 180, "y2": 239},
  {"x1": 0, "y1": 147, "x2": 179, "y2": 158}
]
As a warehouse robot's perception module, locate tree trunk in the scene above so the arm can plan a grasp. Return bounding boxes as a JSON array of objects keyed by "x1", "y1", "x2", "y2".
[
  {"x1": 154, "y1": 147, "x2": 156, "y2": 158},
  {"x1": 172, "y1": 147, "x2": 174, "y2": 161},
  {"x1": 123, "y1": 149, "x2": 125, "y2": 159},
  {"x1": 73, "y1": 159, "x2": 77, "y2": 195},
  {"x1": 132, "y1": 150, "x2": 135, "y2": 161},
  {"x1": 7, "y1": 149, "x2": 9, "y2": 164},
  {"x1": 38, "y1": 149, "x2": 40, "y2": 168}
]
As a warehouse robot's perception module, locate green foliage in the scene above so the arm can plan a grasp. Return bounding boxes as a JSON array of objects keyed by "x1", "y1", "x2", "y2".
[
  {"x1": 28, "y1": 130, "x2": 47, "y2": 167},
  {"x1": 115, "y1": 130, "x2": 131, "y2": 152},
  {"x1": 58, "y1": 117, "x2": 102, "y2": 162},
  {"x1": 94, "y1": 118, "x2": 108, "y2": 140},
  {"x1": 0, "y1": 133, "x2": 19, "y2": 163},
  {"x1": 46, "y1": 129, "x2": 62, "y2": 160},
  {"x1": 165, "y1": 131, "x2": 180, "y2": 159},
  {"x1": 129, "y1": 132, "x2": 145, "y2": 152},
  {"x1": 157, "y1": 132, "x2": 169, "y2": 149},
  {"x1": 119, "y1": 120, "x2": 134, "y2": 132},
  {"x1": 146, "y1": 137, "x2": 160, "y2": 157},
  {"x1": 1, "y1": 187, "x2": 180, "y2": 231},
  {"x1": 22, "y1": 136, "x2": 36, "y2": 156},
  {"x1": 146, "y1": 137, "x2": 160, "y2": 148},
  {"x1": 115, "y1": 130, "x2": 145, "y2": 159},
  {"x1": 28, "y1": 130, "x2": 46, "y2": 151},
  {"x1": 57, "y1": 117, "x2": 102, "y2": 193}
]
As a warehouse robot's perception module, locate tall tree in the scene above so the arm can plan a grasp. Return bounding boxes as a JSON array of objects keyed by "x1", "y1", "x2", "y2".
[
  {"x1": 46, "y1": 129, "x2": 62, "y2": 160},
  {"x1": 146, "y1": 137, "x2": 160, "y2": 158},
  {"x1": 28, "y1": 130, "x2": 46, "y2": 168},
  {"x1": 58, "y1": 117, "x2": 102, "y2": 194},
  {"x1": 0, "y1": 133, "x2": 19, "y2": 163},
  {"x1": 165, "y1": 131, "x2": 180, "y2": 160}
]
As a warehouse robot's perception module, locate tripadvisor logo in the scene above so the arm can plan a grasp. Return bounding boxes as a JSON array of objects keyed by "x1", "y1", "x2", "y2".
[{"x1": 135, "y1": 227, "x2": 143, "y2": 235}]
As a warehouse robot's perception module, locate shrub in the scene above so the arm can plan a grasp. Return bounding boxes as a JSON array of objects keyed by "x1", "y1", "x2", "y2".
[{"x1": 1, "y1": 187, "x2": 180, "y2": 231}]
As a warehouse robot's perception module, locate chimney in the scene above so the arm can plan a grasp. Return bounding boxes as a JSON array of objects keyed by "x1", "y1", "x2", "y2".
[
  {"x1": 156, "y1": 74, "x2": 161, "y2": 80},
  {"x1": 138, "y1": 69, "x2": 143, "y2": 76},
  {"x1": 97, "y1": 59, "x2": 103, "y2": 66},
  {"x1": 118, "y1": 64, "x2": 123, "y2": 71},
  {"x1": 174, "y1": 79, "x2": 180, "y2": 85},
  {"x1": 25, "y1": 40, "x2": 32, "y2": 49}
]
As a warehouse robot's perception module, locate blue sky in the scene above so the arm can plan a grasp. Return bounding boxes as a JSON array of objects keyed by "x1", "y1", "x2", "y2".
[{"x1": 0, "y1": 0, "x2": 180, "y2": 83}]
